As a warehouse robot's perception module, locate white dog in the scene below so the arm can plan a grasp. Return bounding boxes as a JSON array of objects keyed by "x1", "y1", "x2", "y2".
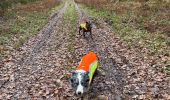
[{"x1": 70, "y1": 51, "x2": 99, "y2": 96}]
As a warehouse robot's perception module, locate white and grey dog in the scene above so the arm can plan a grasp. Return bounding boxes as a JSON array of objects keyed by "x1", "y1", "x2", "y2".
[{"x1": 70, "y1": 52, "x2": 98, "y2": 96}]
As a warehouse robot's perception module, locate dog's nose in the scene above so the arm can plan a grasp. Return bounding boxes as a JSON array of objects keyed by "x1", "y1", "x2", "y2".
[{"x1": 77, "y1": 91, "x2": 82, "y2": 96}]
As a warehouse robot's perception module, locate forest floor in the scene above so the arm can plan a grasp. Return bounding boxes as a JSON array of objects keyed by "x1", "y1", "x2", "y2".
[{"x1": 0, "y1": 0, "x2": 169, "y2": 99}]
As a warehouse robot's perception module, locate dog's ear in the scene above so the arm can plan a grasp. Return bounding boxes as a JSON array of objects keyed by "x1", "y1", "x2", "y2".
[
  {"x1": 72, "y1": 72, "x2": 76, "y2": 76},
  {"x1": 70, "y1": 72, "x2": 76, "y2": 83}
]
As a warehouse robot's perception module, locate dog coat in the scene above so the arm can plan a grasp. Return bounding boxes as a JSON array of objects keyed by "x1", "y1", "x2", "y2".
[
  {"x1": 76, "y1": 52, "x2": 98, "y2": 85},
  {"x1": 80, "y1": 22, "x2": 87, "y2": 30}
]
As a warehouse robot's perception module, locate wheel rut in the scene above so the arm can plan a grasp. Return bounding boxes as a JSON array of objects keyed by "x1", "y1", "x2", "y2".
[{"x1": 1, "y1": 0, "x2": 169, "y2": 100}]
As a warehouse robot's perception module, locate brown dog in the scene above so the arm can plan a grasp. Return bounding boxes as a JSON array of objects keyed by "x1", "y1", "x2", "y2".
[{"x1": 79, "y1": 19, "x2": 92, "y2": 39}]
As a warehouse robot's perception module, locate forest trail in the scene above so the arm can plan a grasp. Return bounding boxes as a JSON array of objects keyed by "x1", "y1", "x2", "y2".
[{"x1": 0, "y1": 0, "x2": 169, "y2": 99}]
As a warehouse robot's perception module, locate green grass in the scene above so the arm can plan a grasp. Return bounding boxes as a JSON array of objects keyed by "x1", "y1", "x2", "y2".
[
  {"x1": 63, "y1": 0, "x2": 77, "y2": 71},
  {"x1": 0, "y1": 0, "x2": 41, "y2": 10},
  {"x1": 163, "y1": 64, "x2": 170, "y2": 75},
  {"x1": 0, "y1": 1, "x2": 63, "y2": 58},
  {"x1": 79, "y1": 4, "x2": 170, "y2": 56},
  {"x1": 63, "y1": 0, "x2": 77, "y2": 53},
  {"x1": 12, "y1": 11, "x2": 49, "y2": 48}
]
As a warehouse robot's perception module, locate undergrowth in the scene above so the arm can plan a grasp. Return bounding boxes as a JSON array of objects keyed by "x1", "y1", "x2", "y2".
[
  {"x1": 77, "y1": 3, "x2": 170, "y2": 57},
  {"x1": 0, "y1": 0, "x2": 63, "y2": 57}
]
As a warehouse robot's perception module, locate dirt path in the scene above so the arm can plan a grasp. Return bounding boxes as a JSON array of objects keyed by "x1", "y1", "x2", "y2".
[
  {"x1": 1, "y1": 1, "x2": 70, "y2": 99},
  {"x1": 74, "y1": 1, "x2": 169, "y2": 100},
  {"x1": 0, "y1": 0, "x2": 169, "y2": 100}
]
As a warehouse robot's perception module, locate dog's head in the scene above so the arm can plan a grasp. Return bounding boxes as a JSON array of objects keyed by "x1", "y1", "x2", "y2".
[
  {"x1": 70, "y1": 71, "x2": 89, "y2": 96},
  {"x1": 86, "y1": 21, "x2": 92, "y2": 29}
]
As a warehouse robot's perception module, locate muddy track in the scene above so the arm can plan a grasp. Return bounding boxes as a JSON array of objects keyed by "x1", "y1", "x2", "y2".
[
  {"x1": 74, "y1": 1, "x2": 169, "y2": 100},
  {"x1": 0, "y1": 1, "x2": 70, "y2": 99},
  {"x1": 74, "y1": 2, "x2": 127, "y2": 99},
  {"x1": 0, "y1": 0, "x2": 169, "y2": 99}
]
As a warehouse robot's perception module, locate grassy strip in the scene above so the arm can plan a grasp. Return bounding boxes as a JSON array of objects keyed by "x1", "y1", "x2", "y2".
[
  {"x1": 63, "y1": 0, "x2": 77, "y2": 53},
  {"x1": 79, "y1": 4, "x2": 170, "y2": 56},
  {"x1": 0, "y1": 1, "x2": 63, "y2": 57},
  {"x1": 0, "y1": 0, "x2": 41, "y2": 10},
  {"x1": 63, "y1": 0, "x2": 77, "y2": 71},
  {"x1": 12, "y1": 12, "x2": 50, "y2": 49}
]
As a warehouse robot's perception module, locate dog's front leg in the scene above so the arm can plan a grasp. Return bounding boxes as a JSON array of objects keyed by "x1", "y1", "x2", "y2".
[
  {"x1": 90, "y1": 30, "x2": 93, "y2": 39},
  {"x1": 83, "y1": 31, "x2": 86, "y2": 38},
  {"x1": 79, "y1": 27, "x2": 81, "y2": 35}
]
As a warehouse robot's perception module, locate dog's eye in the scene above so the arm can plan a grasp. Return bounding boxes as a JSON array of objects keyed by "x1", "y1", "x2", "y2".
[
  {"x1": 70, "y1": 79, "x2": 74, "y2": 83},
  {"x1": 76, "y1": 82, "x2": 79, "y2": 86}
]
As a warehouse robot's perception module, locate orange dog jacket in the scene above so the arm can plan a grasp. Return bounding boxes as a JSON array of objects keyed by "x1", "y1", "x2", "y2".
[{"x1": 76, "y1": 51, "x2": 98, "y2": 84}]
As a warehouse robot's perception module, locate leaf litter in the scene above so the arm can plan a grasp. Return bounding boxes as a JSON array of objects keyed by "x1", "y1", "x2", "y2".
[{"x1": 0, "y1": 0, "x2": 169, "y2": 100}]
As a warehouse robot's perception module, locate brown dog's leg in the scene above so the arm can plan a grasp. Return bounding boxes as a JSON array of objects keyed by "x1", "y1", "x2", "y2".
[
  {"x1": 90, "y1": 30, "x2": 93, "y2": 39},
  {"x1": 79, "y1": 27, "x2": 81, "y2": 35},
  {"x1": 83, "y1": 31, "x2": 86, "y2": 38}
]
